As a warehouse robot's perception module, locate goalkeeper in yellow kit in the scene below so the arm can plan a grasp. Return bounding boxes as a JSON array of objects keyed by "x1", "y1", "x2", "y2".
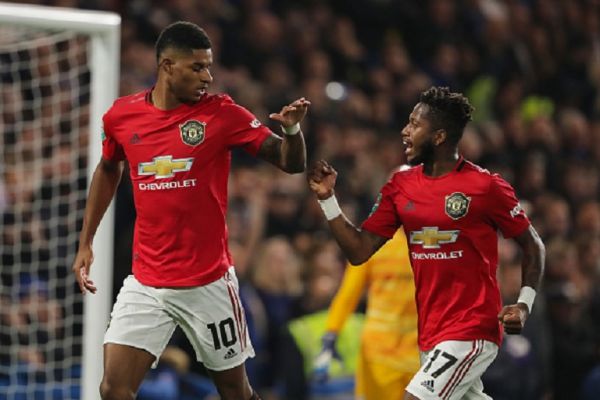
[{"x1": 313, "y1": 228, "x2": 419, "y2": 399}]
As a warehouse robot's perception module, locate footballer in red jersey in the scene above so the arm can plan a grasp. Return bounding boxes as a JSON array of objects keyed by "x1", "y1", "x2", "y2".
[
  {"x1": 72, "y1": 22, "x2": 309, "y2": 400},
  {"x1": 308, "y1": 87, "x2": 545, "y2": 400},
  {"x1": 101, "y1": 90, "x2": 274, "y2": 288}
]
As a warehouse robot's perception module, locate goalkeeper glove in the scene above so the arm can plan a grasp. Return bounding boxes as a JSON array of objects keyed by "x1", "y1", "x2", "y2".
[{"x1": 312, "y1": 332, "x2": 341, "y2": 383}]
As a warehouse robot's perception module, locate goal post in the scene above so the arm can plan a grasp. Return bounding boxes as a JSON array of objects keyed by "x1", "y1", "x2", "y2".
[{"x1": 0, "y1": 3, "x2": 120, "y2": 399}]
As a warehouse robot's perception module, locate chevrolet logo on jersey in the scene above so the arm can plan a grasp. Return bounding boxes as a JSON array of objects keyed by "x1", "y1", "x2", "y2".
[
  {"x1": 138, "y1": 156, "x2": 194, "y2": 179},
  {"x1": 409, "y1": 227, "x2": 459, "y2": 249}
]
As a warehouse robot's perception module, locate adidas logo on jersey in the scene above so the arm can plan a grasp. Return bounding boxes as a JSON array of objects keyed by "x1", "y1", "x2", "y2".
[
  {"x1": 420, "y1": 379, "x2": 435, "y2": 393},
  {"x1": 130, "y1": 133, "x2": 141, "y2": 144},
  {"x1": 224, "y1": 348, "x2": 237, "y2": 360}
]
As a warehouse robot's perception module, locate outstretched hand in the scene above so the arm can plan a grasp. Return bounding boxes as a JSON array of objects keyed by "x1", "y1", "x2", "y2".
[
  {"x1": 269, "y1": 97, "x2": 311, "y2": 127},
  {"x1": 307, "y1": 160, "x2": 338, "y2": 200},
  {"x1": 498, "y1": 303, "x2": 528, "y2": 334},
  {"x1": 71, "y1": 245, "x2": 97, "y2": 295}
]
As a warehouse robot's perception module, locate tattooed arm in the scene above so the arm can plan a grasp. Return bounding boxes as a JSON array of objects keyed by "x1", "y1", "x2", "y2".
[
  {"x1": 257, "y1": 133, "x2": 306, "y2": 173},
  {"x1": 257, "y1": 98, "x2": 310, "y2": 173}
]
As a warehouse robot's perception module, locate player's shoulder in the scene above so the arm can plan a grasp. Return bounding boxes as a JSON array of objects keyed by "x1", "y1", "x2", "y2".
[
  {"x1": 384, "y1": 165, "x2": 420, "y2": 194},
  {"x1": 202, "y1": 93, "x2": 235, "y2": 107},
  {"x1": 112, "y1": 90, "x2": 148, "y2": 109},
  {"x1": 190, "y1": 93, "x2": 240, "y2": 114},
  {"x1": 389, "y1": 164, "x2": 420, "y2": 182},
  {"x1": 106, "y1": 90, "x2": 148, "y2": 116},
  {"x1": 460, "y1": 159, "x2": 512, "y2": 190},
  {"x1": 212, "y1": 93, "x2": 234, "y2": 103},
  {"x1": 461, "y1": 159, "x2": 492, "y2": 176}
]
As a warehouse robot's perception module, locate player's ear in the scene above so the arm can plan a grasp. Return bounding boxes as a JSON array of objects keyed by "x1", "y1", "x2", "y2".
[
  {"x1": 433, "y1": 129, "x2": 447, "y2": 146},
  {"x1": 158, "y1": 57, "x2": 174, "y2": 75}
]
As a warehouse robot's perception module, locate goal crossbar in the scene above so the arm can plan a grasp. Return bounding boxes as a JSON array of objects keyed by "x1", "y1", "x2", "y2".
[{"x1": 0, "y1": 3, "x2": 120, "y2": 34}]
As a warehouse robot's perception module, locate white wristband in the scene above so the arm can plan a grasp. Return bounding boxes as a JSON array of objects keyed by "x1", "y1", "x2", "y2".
[
  {"x1": 281, "y1": 123, "x2": 300, "y2": 136},
  {"x1": 517, "y1": 286, "x2": 536, "y2": 313},
  {"x1": 318, "y1": 195, "x2": 342, "y2": 221}
]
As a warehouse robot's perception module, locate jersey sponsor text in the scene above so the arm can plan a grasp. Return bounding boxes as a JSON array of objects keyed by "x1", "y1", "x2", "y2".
[
  {"x1": 138, "y1": 179, "x2": 197, "y2": 191},
  {"x1": 411, "y1": 250, "x2": 464, "y2": 260}
]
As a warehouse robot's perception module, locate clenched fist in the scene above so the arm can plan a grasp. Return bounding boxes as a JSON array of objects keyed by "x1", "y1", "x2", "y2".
[
  {"x1": 498, "y1": 303, "x2": 529, "y2": 335},
  {"x1": 307, "y1": 160, "x2": 337, "y2": 200}
]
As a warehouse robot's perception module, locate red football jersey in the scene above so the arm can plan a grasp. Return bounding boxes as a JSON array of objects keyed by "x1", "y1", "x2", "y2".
[
  {"x1": 362, "y1": 157, "x2": 530, "y2": 350},
  {"x1": 102, "y1": 90, "x2": 271, "y2": 287}
]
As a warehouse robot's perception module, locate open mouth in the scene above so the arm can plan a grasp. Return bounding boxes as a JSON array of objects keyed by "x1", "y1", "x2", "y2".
[{"x1": 403, "y1": 138, "x2": 413, "y2": 155}]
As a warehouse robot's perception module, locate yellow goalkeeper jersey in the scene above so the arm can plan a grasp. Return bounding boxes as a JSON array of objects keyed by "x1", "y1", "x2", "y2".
[{"x1": 326, "y1": 229, "x2": 419, "y2": 371}]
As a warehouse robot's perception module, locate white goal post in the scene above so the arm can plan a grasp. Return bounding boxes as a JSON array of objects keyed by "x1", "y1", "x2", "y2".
[{"x1": 0, "y1": 3, "x2": 120, "y2": 399}]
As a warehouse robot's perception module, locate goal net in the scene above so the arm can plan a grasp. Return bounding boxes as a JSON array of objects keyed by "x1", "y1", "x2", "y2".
[{"x1": 0, "y1": 4, "x2": 120, "y2": 399}]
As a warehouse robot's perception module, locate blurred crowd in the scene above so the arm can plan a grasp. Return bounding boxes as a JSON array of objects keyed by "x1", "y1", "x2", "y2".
[{"x1": 1, "y1": 0, "x2": 600, "y2": 399}]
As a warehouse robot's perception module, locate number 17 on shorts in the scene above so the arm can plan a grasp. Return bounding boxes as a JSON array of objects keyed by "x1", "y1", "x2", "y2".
[{"x1": 406, "y1": 340, "x2": 498, "y2": 400}]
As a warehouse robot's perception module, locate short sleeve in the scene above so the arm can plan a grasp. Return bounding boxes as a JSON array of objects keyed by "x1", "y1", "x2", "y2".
[
  {"x1": 487, "y1": 174, "x2": 530, "y2": 238},
  {"x1": 219, "y1": 98, "x2": 272, "y2": 156},
  {"x1": 361, "y1": 182, "x2": 401, "y2": 239},
  {"x1": 101, "y1": 112, "x2": 125, "y2": 162}
]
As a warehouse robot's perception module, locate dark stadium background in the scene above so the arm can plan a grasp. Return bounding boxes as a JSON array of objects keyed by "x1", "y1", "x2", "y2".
[{"x1": 4, "y1": 1, "x2": 600, "y2": 399}]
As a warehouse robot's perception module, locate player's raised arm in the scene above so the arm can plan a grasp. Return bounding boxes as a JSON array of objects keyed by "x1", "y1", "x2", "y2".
[
  {"x1": 498, "y1": 225, "x2": 545, "y2": 334},
  {"x1": 308, "y1": 160, "x2": 387, "y2": 265},
  {"x1": 71, "y1": 158, "x2": 124, "y2": 294},
  {"x1": 256, "y1": 97, "x2": 310, "y2": 174}
]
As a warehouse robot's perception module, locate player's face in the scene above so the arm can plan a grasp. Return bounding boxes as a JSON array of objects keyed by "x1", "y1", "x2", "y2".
[
  {"x1": 166, "y1": 48, "x2": 213, "y2": 103},
  {"x1": 401, "y1": 103, "x2": 436, "y2": 166}
]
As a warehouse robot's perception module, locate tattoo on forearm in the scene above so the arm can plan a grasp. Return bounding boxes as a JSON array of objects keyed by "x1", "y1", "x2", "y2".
[{"x1": 258, "y1": 135, "x2": 281, "y2": 166}]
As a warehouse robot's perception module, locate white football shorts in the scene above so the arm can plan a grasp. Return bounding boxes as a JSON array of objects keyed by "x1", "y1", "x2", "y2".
[
  {"x1": 104, "y1": 266, "x2": 254, "y2": 371},
  {"x1": 406, "y1": 339, "x2": 498, "y2": 400}
]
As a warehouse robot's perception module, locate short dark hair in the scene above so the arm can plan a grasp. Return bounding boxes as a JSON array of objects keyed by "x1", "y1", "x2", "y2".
[
  {"x1": 155, "y1": 21, "x2": 212, "y2": 63},
  {"x1": 419, "y1": 86, "x2": 474, "y2": 144}
]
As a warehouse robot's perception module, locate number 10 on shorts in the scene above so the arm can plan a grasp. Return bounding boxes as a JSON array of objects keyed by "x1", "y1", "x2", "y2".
[{"x1": 207, "y1": 317, "x2": 237, "y2": 350}]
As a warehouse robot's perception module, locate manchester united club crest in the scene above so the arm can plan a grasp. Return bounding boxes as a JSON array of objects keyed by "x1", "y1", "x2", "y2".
[
  {"x1": 445, "y1": 192, "x2": 471, "y2": 220},
  {"x1": 180, "y1": 120, "x2": 205, "y2": 146}
]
